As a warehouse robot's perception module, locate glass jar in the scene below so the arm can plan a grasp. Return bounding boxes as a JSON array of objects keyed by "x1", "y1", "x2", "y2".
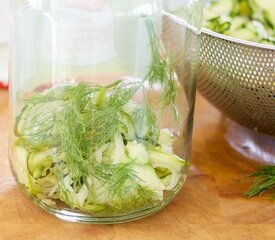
[{"x1": 9, "y1": 0, "x2": 203, "y2": 223}]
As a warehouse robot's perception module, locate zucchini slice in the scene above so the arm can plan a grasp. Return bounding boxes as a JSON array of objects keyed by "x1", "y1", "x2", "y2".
[
  {"x1": 27, "y1": 150, "x2": 53, "y2": 179},
  {"x1": 15, "y1": 104, "x2": 32, "y2": 136},
  {"x1": 149, "y1": 149, "x2": 185, "y2": 172},
  {"x1": 153, "y1": 163, "x2": 181, "y2": 190},
  {"x1": 14, "y1": 146, "x2": 29, "y2": 185}
]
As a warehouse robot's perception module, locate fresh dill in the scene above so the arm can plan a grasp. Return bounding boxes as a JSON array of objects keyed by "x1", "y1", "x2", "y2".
[
  {"x1": 145, "y1": 18, "x2": 179, "y2": 118},
  {"x1": 245, "y1": 166, "x2": 275, "y2": 199}
]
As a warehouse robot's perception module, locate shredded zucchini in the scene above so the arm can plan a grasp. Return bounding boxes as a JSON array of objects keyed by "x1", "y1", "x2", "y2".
[
  {"x1": 203, "y1": 0, "x2": 275, "y2": 45},
  {"x1": 13, "y1": 83, "x2": 185, "y2": 214},
  {"x1": 12, "y1": 17, "x2": 186, "y2": 215}
]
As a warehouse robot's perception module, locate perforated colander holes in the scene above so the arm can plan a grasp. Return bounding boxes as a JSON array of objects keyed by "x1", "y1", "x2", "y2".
[{"x1": 198, "y1": 32, "x2": 275, "y2": 136}]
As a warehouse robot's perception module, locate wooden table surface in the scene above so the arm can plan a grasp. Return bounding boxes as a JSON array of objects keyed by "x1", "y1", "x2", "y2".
[{"x1": 0, "y1": 89, "x2": 274, "y2": 240}]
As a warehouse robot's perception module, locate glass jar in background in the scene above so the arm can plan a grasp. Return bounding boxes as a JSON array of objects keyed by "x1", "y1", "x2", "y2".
[
  {"x1": 0, "y1": 0, "x2": 9, "y2": 88},
  {"x1": 9, "y1": 0, "x2": 203, "y2": 223}
]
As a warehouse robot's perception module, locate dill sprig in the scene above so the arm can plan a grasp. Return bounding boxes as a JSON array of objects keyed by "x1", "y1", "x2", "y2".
[
  {"x1": 56, "y1": 84, "x2": 93, "y2": 189},
  {"x1": 245, "y1": 166, "x2": 275, "y2": 199},
  {"x1": 89, "y1": 81, "x2": 142, "y2": 148},
  {"x1": 145, "y1": 18, "x2": 179, "y2": 118},
  {"x1": 131, "y1": 102, "x2": 160, "y2": 147}
]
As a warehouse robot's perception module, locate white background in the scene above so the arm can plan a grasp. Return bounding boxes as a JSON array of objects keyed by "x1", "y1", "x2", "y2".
[
  {"x1": 0, "y1": 0, "x2": 9, "y2": 44},
  {"x1": 0, "y1": 0, "x2": 9, "y2": 85}
]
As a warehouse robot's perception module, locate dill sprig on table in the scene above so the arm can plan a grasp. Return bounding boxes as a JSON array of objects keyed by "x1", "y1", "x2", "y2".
[{"x1": 245, "y1": 166, "x2": 275, "y2": 199}]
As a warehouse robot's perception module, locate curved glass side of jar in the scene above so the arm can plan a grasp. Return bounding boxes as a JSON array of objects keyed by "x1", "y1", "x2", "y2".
[{"x1": 9, "y1": 0, "x2": 203, "y2": 223}]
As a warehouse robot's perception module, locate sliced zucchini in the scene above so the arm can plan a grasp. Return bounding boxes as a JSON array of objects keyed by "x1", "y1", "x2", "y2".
[
  {"x1": 14, "y1": 146, "x2": 29, "y2": 185},
  {"x1": 159, "y1": 173, "x2": 172, "y2": 186},
  {"x1": 204, "y1": 0, "x2": 232, "y2": 20},
  {"x1": 149, "y1": 149, "x2": 184, "y2": 190},
  {"x1": 263, "y1": 10, "x2": 274, "y2": 30},
  {"x1": 119, "y1": 113, "x2": 136, "y2": 140},
  {"x1": 204, "y1": 0, "x2": 275, "y2": 45},
  {"x1": 155, "y1": 166, "x2": 171, "y2": 179},
  {"x1": 15, "y1": 101, "x2": 62, "y2": 140},
  {"x1": 126, "y1": 141, "x2": 149, "y2": 164},
  {"x1": 158, "y1": 129, "x2": 175, "y2": 145},
  {"x1": 252, "y1": 20, "x2": 268, "y2": 39},
  {"x1": 15, "y1": 104, "x2": 32, "y2": 136},
  {"x1": 229, "y1": 28, "x2": 257, "y2": 41},
  {"x1": 94, "y1": 143, "x2": 110, "y2": 163},
  {"x1": 91, "y1": 178, "x2": 110, "y2": 205},
  {"x1": 27, "y1": 150, "x2": 53, "y2": 179},
  {"x1": 29, "y1": 174, "x2": 58, "y2": 196},
  {"x1": 111, "y1": 133, "x2": 128, "y2": 164},
  {"x1": 71, "y1": 184, "x2": 89, "y2": 207},
  {"x1": 132, "y1": 164, "x2": 165, "y2": 199},
  {"x1": 229, "y1": 16, "x2": 247, "y2": 31},
  {"x1": 149, "y1": 149, "x2": 185, "y2": 172},
  {"x1": 80, "y1": 203, "x2": 107, "y2": 213},
  {"x1": 153, "y1": 163, "x2": 181, "y2": 190}
]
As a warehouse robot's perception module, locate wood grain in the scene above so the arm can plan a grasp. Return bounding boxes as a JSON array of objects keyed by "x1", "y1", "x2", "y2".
[{"x1": 0, "y1": 89, "x2": 274, "y2": 240}]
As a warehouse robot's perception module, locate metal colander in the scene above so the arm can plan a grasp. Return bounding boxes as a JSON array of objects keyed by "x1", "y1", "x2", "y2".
[{"x1": 198, "y1": 29, "x2": 275, "y2": 136}]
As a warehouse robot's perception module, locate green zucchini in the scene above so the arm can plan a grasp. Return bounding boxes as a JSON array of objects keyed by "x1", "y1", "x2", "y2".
[
  {"x1": 203, "y1": 0, "x2": 275, "y2": 45},
  {"x1": 27, "y1": 150, "x2": 53, "y2": 179},
  {"x1": 149, "y1": 149, "x2": 184, "y2": 190},
  {"x1": 132, "y1": 164, "x2": 165, "y2": 198},
  {"x1": 149, "y1": 149, "x2": 185, "y2": 172},
  {"x1": 14, "y1": 146, "x2": 29, "y2": 185}
]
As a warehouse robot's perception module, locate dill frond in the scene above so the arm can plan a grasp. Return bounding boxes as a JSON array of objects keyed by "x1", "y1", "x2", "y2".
[
  {"x1": 245, "y1": 166, "x2": 275, "y2": 199},
  {"x1": 131, "y1": 102, "x2": 160, "y2": 147},
  {"x1": 145, "y1": 18, "x2": 179, "y2": 118}
]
